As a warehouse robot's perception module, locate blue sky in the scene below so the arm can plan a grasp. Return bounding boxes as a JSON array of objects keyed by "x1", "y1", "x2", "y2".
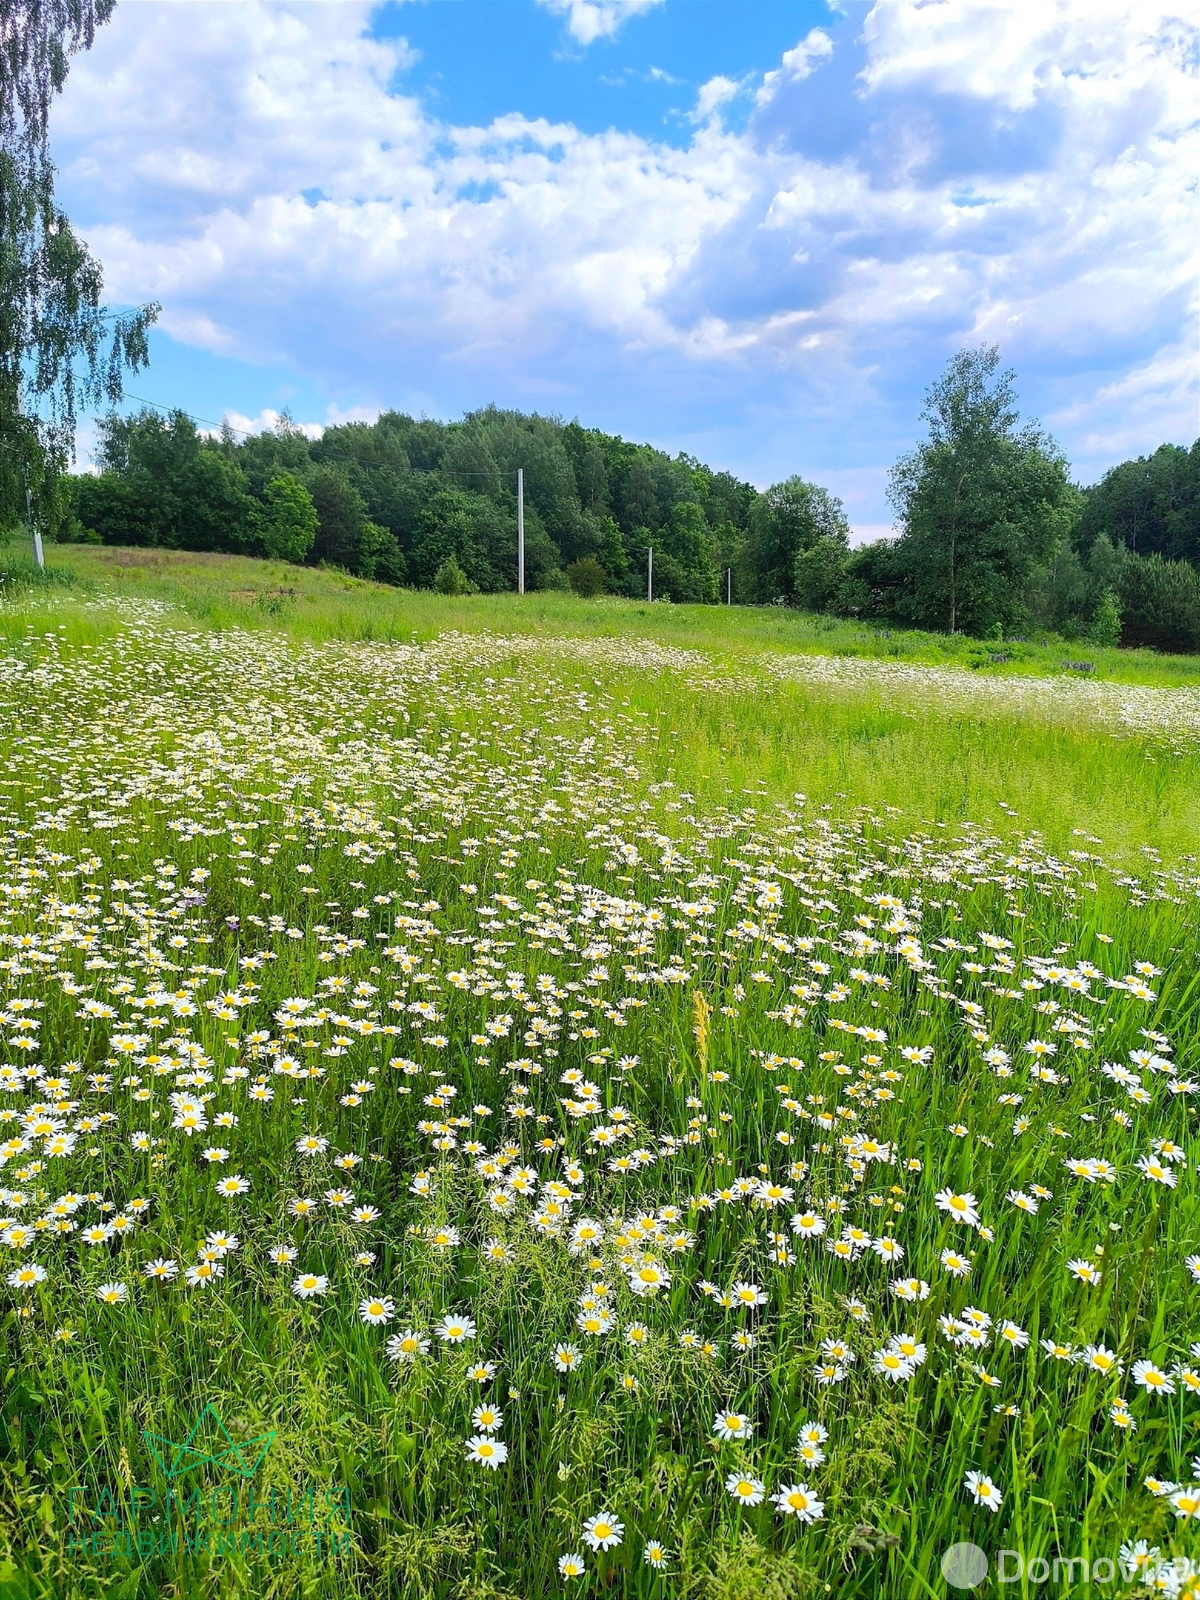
[{"x1": 52, "y1": 0, "x2": 1198, "y2": 534}]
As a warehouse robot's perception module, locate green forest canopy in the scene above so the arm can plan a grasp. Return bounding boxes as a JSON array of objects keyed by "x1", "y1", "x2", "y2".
[{"x1": 61, "y1": 370, "x2": 1200, "y2": 650}]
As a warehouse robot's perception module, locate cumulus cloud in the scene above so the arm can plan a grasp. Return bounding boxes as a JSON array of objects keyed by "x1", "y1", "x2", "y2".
[
  {"x1": 693, "y1": 75, "x2": 744, "y2": 123},
  {"x1": 536, "y1": 0, "x2": 665, "y2": 47},
  {"x1": 214, "y1": 408, "x2": 326, "y2": 441},
  {"x1": 757, "y1": 28, "x2": 834, "y2": 105},
  {"x1": 861, "y1": 0, "x2": 1196, "y2": 113},
  {"x1": 50, "y1": 0, "x2": 1198, "y2": 513}
]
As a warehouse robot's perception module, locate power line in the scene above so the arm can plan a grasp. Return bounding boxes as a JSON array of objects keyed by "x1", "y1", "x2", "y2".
[{"x1": 120, "y1": 393, "x2": 255, "y2": 438}]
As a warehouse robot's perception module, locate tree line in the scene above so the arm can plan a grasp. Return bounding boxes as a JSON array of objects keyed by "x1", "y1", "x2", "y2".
[
  {"x1": 2, "y1": 14, "x2": 1197, "y2": 654},
  {"x1": 60, "y1": 351, "x2": 1200, "y2": 651}
]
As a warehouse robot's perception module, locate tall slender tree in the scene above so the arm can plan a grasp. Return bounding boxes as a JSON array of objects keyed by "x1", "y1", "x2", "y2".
[
  {"x1": 1, "y1": 0, "x2": 158, "y2": 531},
  {"x1": 887, "y1": 348, "x2": 1075, "y2": 636}
]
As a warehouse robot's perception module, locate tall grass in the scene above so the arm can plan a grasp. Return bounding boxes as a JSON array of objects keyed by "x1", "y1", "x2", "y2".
[
  {"x1": 41, "y1": 543, "x2": 1200, "y2": 687},
  {"x1": 0, "y1": 572, "x2": 1196, "y2": 1600}
]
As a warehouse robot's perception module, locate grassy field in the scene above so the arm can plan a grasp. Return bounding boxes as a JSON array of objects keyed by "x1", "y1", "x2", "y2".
[
  {"x1": 11, "y1": 541, "x2": 1200, "y2": 688},
  {"x1": 0, "y1": 545, "x2": 1198, "y2": 1599}
]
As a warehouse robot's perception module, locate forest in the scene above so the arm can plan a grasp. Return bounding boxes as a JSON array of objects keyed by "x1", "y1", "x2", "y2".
[{"x1": 63, "y1": 355, "x2": 1200, "y2": 651}]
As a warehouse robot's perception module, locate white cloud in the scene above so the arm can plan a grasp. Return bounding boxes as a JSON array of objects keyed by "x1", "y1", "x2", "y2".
[
  {"x1": 861, "y1": 0, "x2": 1196, "y2": 115},
  {"x1": 535, "y1": 0, "x2": 664, "y2": 47},
  {"x1": 693, "y1": 75, "x2": 743, "y2": 123},
  {"x1": 50, "y1": 0, "x2": 1199, "y2": 509},
  {"x1": 215, "y1": 408, "x2": 326, "y2": 440},
  {"x1": 757, "y1": 28, "x2": 834, "y2": 105},
  {"x1": 1047, "y1": 341, "x2": 1200, "y2": 478}
]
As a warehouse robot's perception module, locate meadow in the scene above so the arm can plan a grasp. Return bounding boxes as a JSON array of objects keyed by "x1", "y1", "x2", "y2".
[{"x1": 0, "y1": 545, "x2": 1198, "y2": 1599}]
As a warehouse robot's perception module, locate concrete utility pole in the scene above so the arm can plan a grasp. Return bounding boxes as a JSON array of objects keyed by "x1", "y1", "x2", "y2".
[
  {"x1": 647, "y1": 546, "x2": 653, "y2": 603},
  {"x1": 727, "y1": 566, "x2": 731, "y2": 605},
  {"x1": 516, "y1": 468, "x2": 525, "y2": 594},
  {"x1": 26, "y1": 487, "x2": 43, "y2": 570}
]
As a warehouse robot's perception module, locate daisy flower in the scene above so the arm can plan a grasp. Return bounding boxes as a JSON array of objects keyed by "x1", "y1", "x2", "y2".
[
  {"x1": 725, "y1": 1473, "x2": 766, "y2": 1507},
  {"x1": 582, "y1": 1511, "x2": 624, "y2": 1550},
  {"x1": 712, "y1": 1410, "x2": 754, "y2": 1441},
  {"x1": 465, "y1": 1434, "x2": 508, "y2": 1469},
  {"x1": 6, "y1": 1262, "x2": 46, "y2": 1290},
  {"x1": 1132, "y1": 1359, "x2": 1175, "y2": 1396},
  {"x1": 185, "y1": 1261, "x2": 224, "y2": 1288},
  {"x1": 292, "y1": 1272, "x2": 330, "y2": 1299},
  {"x1": 773, "y1": 1483, "x2": 824, "y2": 1522},
  {"x1": 387, "y1": 1330, "x2": 429, "y2": 1362},
  {"x1": 964, "y1": 1470, "x2": 1003, "y2": 1511},
  {"x1": 934, "y1": 1190, "x2": 980, "y2": 1227}
]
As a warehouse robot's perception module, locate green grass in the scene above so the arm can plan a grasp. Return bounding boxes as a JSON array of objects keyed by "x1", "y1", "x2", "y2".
[
  {"x1": 0, "y1": 552, "x2": 1197, "y2": 1600},
  {"x1": 29, "y1": 541, "x2": 1200, "y2": 687},
  {"x1": 5, "y1": 543, "x2": 1199, "y2": 865}
]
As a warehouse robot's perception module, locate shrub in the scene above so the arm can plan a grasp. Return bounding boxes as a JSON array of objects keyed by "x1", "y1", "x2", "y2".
[
  {"x1": 565, "y1": 555, "x2": 606, "y2": 597},
  {"x1": 434, "y1": 555, "x2": 471, "y2": 594}
]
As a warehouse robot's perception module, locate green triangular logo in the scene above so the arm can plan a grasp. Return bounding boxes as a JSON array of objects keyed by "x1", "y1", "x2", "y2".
[{"x1": 143, "y1": 1404, "x2": 275, "y2": 1481}]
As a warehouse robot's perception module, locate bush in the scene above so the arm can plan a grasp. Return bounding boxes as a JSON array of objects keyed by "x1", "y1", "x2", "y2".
[
  {"x1": 565, "y1": 555, "x2": 606, "y2": 597},
  {"x1": 434, "y1": 555, "x2": 470, "y2": 594}
]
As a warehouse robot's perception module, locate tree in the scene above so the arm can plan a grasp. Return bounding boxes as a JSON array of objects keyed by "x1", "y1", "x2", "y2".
[
  {"x1": 744, "y1": 478, "x2": 850, "y2": 603},
  {"x1": 835, "y1": 538, "x2": 907, "y2": 618},
  {"x1": 73, "y1": 408, "x2": 260, "y2": 553},
  {"x1": 1116, "y1": 553, "x2": 1200, "y2": 654},
  {"x1": 887, "y1": 348, "x2": 1076, "y2": 636},
  {"x1": 357, "y1": 519, "x2": 406, "y2": 584},
  {"x1": 1, "y1": 1, "x2": 158, "y2": 532},
  {"x1": 793, "y1": 533, "x2": 850, "y2": 613},
  {"x1": 260, "y1": 474, "x2": 318, "y2": 563},
  {"x1": 1089, "y1": 588, "x2": 1122, "y2": 648},
  {"x1": 592, "y1": 513, "x2": 628, "y2": 583},
  {"x1": 662, "y1": 500, "x2": 719, "y2": 602},
  {"x1": 410, "y1": 487, "x2": 504, "y2": 591},
  {"x1": 1076, "y1": 440, "x2": 1199, "y2": 566},
  {"x1": 622, "y1": 454, "x2": 659, "y2": 533},
  {"x1": 307, "y1": 464, "x2": 369, "y2": 571}
]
